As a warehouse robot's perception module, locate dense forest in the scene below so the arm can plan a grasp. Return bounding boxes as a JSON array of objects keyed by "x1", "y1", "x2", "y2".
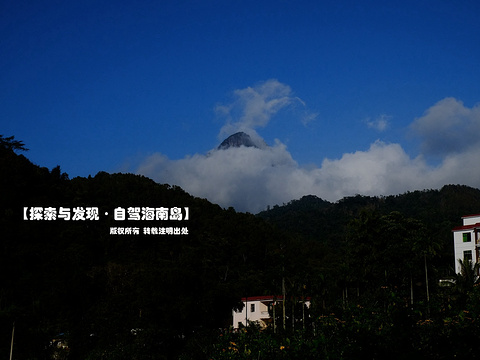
[{"x1": 2, "y1": 135, "x2": 480, "y2": 359}]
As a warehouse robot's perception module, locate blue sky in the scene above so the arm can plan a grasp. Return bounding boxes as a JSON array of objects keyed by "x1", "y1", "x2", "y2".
[{"x1": 2, "y1": 0, "x2": 480, "y2": 212}]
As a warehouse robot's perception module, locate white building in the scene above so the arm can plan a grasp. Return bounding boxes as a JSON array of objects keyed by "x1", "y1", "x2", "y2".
[
  {"x1": 232, "y1": 295, "x2": 310, "y2": 329},
  {"x1": 453, "y1": 214, "x2": 480, "y2": 274}
]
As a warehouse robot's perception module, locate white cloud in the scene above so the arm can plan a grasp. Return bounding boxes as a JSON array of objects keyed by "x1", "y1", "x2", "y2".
[
  {"x1": 216, "y1": 79, "x2": 312, "y2": 139},
  {"x1": 365, "y1": 114, "x2": 390, "y2": 132},
  {"x1": 137, "y1": 90, "x2": 480, "y2": 213},
  {"x1": 137, "y1": 141, "x2": 300, "y2": 212},
  {"x1": 301, "y1": 111, "x2": 319, "y2": 126},
  {"x1": 410, "y1": 97, "x2": 480, "y2": 156},
  {"x1": 137, "y1": 140, "x2": 428, "y2": 212}
]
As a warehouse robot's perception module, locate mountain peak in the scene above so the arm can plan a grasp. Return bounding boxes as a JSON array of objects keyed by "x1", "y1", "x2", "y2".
[{"x1": 217, "y1": 132, "x2": 258, "y2": 150}]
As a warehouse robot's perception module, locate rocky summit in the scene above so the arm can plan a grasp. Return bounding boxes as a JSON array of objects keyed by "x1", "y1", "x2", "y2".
[{"x1": 217, "y1": 132, "x2": 258, "y2": 150}]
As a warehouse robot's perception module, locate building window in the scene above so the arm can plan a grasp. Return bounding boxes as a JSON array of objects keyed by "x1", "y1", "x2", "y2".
[
  {"x1": 463, "y1": 233, "x2": 472, "y2": 242},
  {"x1": 464, "y1": 250, "x2": 473, "y2": 262},
  {"x1": 250, "y1": 304, "x2": 255, "y2": 313}
]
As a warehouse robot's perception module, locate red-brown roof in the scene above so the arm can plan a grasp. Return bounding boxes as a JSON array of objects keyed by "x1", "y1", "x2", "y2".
[
  {"x1": 240, "y1": 295, "x2": 311, "y2": 301},
  {"x1": 462, "y1": 214, "x2": 480, "y2": 219},
  {"x1": 452, "y1": 223, "x2": 480, "y2": 232}
]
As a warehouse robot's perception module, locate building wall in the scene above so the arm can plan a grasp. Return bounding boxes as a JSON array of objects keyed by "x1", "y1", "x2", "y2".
[
  {"x1": 232, "y1": 299, "x2": 271, "y2": 329},
  {"x1": 453, "y1": 229, "x2": 476, "y2": 274},
  {"x1": 453, "y1": 215, "x2": 480, "y2": 274},
  {"x1": 462, "y1": 215, "x2": 480, "y2": 226},
  {"x1": 232, "y1": 297, "x2": 311, "y2": 329}
]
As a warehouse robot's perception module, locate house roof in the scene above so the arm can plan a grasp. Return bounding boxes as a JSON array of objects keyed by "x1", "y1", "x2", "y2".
[
  {"x1": 462, "y1": 214, "x2": 480, "y2": 219},
  {"x1": 241, "y1": 295, "x2": 282, "y2": 302},
  {"x1": 452, "y1": 223, "x2": 480, "y2": 232},
  {"x1": 240, "y1": 295, "x2": 311, "y2": 302}
]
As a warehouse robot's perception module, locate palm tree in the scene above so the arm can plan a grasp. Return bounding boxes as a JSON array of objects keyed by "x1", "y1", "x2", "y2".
[
  {"x1": 455, "y1": 259, "x2": 480, "y2": 307},
  {"x1": 457, "y1": 259, "x2": 480, "y2": 289}
]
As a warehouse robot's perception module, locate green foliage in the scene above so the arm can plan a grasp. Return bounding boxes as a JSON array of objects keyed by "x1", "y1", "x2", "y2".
[{"x1": 194, "y1": 291, "x2": 480, "y2": 359}]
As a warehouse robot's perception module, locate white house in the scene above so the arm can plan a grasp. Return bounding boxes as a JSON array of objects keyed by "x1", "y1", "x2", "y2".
[
  {"x1": 452, "y1": 214, "x2": 480, "y2": 274},
  {"x1": 232, "y1": 295, "x2": 310, "y2": 329}
]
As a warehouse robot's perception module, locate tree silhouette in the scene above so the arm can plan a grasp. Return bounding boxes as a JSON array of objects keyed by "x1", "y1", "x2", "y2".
[{"x1": 0, "y1": 135, "x2": 28, "y2": 153}]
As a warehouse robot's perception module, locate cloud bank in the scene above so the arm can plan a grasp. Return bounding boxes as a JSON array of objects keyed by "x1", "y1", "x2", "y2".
[{"x1": 137, "y1": 81, "x2": 480, "y2": 213}]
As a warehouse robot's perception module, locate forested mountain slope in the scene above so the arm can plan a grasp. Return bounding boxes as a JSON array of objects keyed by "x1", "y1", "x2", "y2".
[
  {"x1": 0, "y1": 138, "x2": 290, "y2": 359},
  {"x1": 258, "y1": 186, "x2": 480, "y2": 265},
  {"x1": 3, "y1": 135, "x2": 480, "y2": 359}
]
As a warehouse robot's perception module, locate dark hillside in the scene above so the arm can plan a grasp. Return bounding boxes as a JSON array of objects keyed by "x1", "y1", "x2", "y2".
[
  {"x1": 258, "y1": 186, "x2": 480, "y2": 281},
  {"x1": 4, "y1": 135, "x2": 480, "y2": 359},
  {"x1": 258, "y1": 186, "x2": 480, "y2": 250},
  {"x1": 0, "y1": 141, "x2": 292, "y2": 359}
]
